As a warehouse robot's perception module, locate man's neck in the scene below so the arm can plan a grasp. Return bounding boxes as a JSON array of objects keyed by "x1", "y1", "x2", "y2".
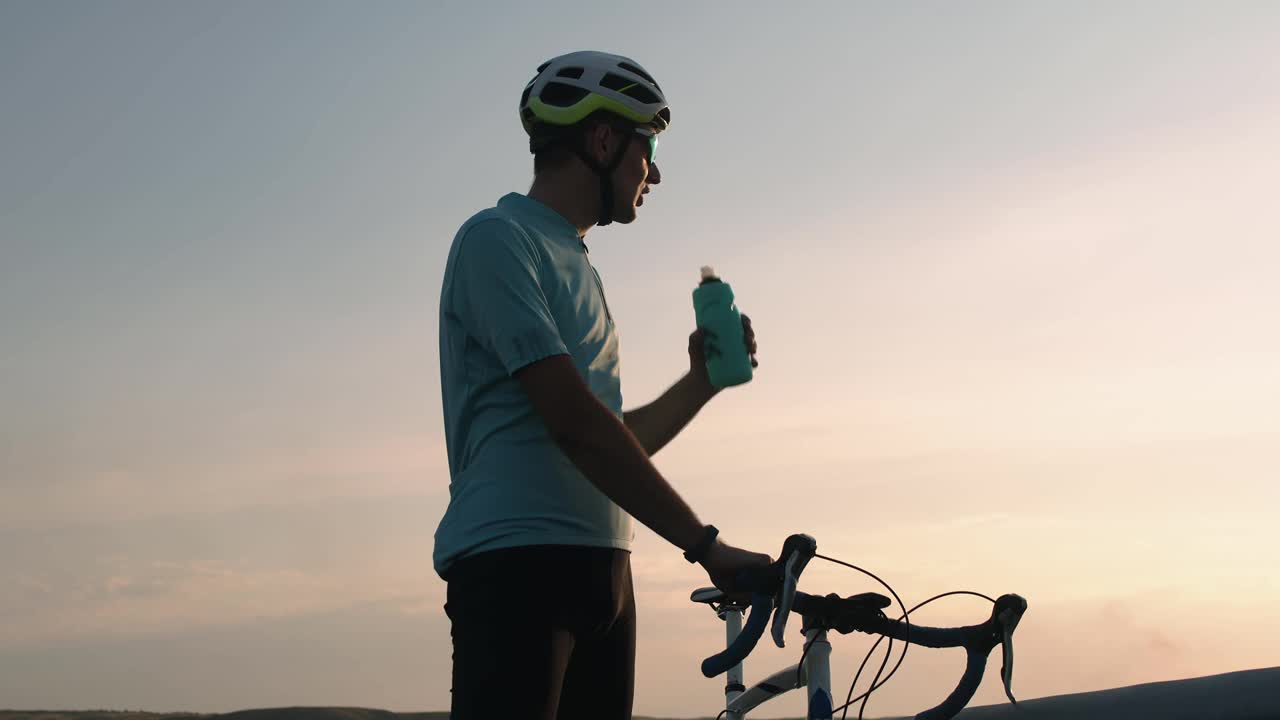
[{"x1": 527, "y1": 172, "x2": 599, "y2": 237}]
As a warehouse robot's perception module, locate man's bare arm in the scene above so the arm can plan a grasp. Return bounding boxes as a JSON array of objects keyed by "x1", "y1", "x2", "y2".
[
  {"x1": 623, "y1": 373, "x2": 717, "y2": 456},
  {"x1": 515, "y1": 354, "x2": 705, "y2": 552}
]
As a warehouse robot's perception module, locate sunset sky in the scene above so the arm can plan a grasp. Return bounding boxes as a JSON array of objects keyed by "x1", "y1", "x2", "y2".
[{"x1": 3, "y1": 2, "x2": 1278, "y2": 718}]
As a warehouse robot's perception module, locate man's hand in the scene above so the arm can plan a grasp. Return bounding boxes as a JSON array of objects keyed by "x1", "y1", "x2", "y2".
[
  {"x1": 699, "y1": 538, "x2": 774, "y2": 601},
  {"x1": 623, "y1": 314, "x2": 757, "y2": 455},
  {"x1": 688, "y1": 313, "x2": 759, "y2": 394}
]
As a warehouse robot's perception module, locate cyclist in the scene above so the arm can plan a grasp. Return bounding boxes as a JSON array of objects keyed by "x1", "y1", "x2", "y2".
[{"x1": 434, "y1": 50, "x2": 774, "y2": 720}]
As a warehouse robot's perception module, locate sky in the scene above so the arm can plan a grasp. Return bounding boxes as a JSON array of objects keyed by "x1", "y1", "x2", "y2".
[{"x1": 2, "y1": 1, "x2": 1279, "y2": 717}]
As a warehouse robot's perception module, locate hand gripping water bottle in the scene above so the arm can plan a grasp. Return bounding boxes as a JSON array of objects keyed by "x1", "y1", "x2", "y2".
[{"x1": 692, "y1": 266, "x2": 754, "y2": 389}]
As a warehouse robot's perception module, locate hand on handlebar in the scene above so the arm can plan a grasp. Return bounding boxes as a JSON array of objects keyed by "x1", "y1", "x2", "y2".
[
  {"x1": 699, "y1": 538, "x2": 773, "y2": 601},
  {"x1": 697, "y1": 533, "x2": 812, "y2": 678}
]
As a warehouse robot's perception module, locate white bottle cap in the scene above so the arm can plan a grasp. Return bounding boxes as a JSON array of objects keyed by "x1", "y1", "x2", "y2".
[{"x1": 700, "y1": 265, "x2": 718, "y2": 282}]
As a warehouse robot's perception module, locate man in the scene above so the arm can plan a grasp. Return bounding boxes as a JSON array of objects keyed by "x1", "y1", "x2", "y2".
[{"x1": 435, "y1": 51, "x2": 773, "y2": 720}]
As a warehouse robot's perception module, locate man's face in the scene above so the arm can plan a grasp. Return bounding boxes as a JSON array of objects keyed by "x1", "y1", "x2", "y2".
[{"x1": 609, "y1": 127, "x2": 661, "y2": 225}]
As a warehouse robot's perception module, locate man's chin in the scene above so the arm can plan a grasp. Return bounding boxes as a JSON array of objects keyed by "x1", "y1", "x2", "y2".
[{"x1": 611, "y1": 207, "x2": 639, "y2": 224}]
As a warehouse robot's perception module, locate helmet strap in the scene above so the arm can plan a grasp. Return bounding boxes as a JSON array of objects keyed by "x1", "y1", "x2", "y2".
[{"x1": 571, "y1": 131, "x2": 633, "y2": 227}]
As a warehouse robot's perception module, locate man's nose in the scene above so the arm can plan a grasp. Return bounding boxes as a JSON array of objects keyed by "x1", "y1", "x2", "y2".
[{"x1": 647, "y1": 161, "x2": 661, "y2": 185}]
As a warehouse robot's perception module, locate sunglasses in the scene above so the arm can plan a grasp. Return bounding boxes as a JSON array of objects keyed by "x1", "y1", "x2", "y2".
[{"x1": 632, "y1": 126, "x2": 658, "y2": 163}]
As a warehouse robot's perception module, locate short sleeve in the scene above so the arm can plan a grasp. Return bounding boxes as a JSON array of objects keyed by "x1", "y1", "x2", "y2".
[{"x1": 449, "y1": 219, "x2": 569, "y2": 374}]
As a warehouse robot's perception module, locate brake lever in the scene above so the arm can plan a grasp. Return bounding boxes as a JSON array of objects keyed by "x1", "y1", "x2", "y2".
[
  {"x1": 995, "y1": 594, "x2": 1027, "y2": 705},
  {"x1": 1000, "y1": 623, "x2": 1016, "y2": 705},
  {"x1": 770, "y1": 534, "x2": 817, "y2": 648}
]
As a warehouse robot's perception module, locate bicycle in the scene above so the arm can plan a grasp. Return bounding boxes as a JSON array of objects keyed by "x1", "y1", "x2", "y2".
[{"x1": 691, "y1": 534, "x2": 1027, "y2": 720}]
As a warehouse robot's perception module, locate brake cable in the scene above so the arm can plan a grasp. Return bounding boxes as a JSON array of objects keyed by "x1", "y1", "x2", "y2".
[{"x1": 812, "y1": 554, "x2": 997, "y2": 720}]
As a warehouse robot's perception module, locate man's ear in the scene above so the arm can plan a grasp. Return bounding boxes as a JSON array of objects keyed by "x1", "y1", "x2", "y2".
[{"x1": 587, "y1": 122, "x2": 616, "y2": 165}]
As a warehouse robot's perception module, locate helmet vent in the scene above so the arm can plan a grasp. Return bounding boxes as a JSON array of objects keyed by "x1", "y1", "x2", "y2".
[
  {"x1": 555, "y1": 66, "x2": 585, "y2": 79},
  {"x1": 540, "y1": 82, "x2": 591, "y2": 107},
  {"x1": 621, "y1": 84, "x2": 660, "y2": 105},
  {"x1": 617, "y1": 61, "x2": 659, "y2": 89},
  {"x1": 600, "y1": 72, "x2": 633, "y2": 92}
]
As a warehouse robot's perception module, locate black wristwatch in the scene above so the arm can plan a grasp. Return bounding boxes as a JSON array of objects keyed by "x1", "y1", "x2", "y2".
[{"x1": 683, "y1": 524, "x2": 720, "y2": 564}]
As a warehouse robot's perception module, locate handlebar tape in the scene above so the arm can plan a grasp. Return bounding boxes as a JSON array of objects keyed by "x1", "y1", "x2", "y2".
[
  {"x1": 915, "y1": 645, "x2": 988, "y2": 720},
  {"x1": 701, "y1": 592, "x2": 773, "y2": 677}
]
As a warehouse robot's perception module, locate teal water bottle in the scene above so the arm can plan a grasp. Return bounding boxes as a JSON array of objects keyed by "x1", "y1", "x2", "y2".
[{"x1": 692, "y1": 266, "x2": 754, "y2": 389}]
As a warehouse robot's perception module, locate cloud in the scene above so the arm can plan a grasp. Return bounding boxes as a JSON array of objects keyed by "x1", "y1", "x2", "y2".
[
  {"x1": 1097, "y1": 598, "x2": 1184, "y2": 656},
  {"x1": 1, "y1": 432, "x2": 450, "y2": 530},
  {"x1": 2, "y1": 555, "x2": 444, "y2": 650},
  {"x1": 0, "y1": 496, "x2": 447, "y2": 650},
  {"x1": 0, "y1": 594, "x2": 455, "y2": 714},
  {"x1": 13, "y1": 575, "x2": 54, "y2": 594}
]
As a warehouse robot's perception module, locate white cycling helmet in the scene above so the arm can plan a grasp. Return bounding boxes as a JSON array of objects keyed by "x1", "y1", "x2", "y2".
[{"x1": 520, "y1": 50, "x2": 671, "y2": 137}]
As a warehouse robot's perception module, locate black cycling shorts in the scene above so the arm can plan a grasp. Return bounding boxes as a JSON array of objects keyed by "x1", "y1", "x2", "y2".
[{"x1": 443, "y1": 544, "x2": 636, "y2": 720}]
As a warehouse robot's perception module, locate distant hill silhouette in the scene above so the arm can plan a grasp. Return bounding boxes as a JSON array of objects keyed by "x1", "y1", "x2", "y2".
[
  {"x1": 897, "y1": 666, "x2": 1280, "y2": 720},
  {"x1": 4, "y1": 666, "x2": 1278, "y2": 720},
  {"x1": 0, "y1": 707, "x2": 450, "y2": 712},
  {"x1": 222, "y1": 712, "x2": 445, "y2": 720}
]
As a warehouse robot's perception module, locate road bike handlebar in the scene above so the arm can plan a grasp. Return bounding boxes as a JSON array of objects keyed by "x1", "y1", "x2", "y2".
[{"x1": 697, "y1": 534, "x2": 1027, "y2": 720}]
